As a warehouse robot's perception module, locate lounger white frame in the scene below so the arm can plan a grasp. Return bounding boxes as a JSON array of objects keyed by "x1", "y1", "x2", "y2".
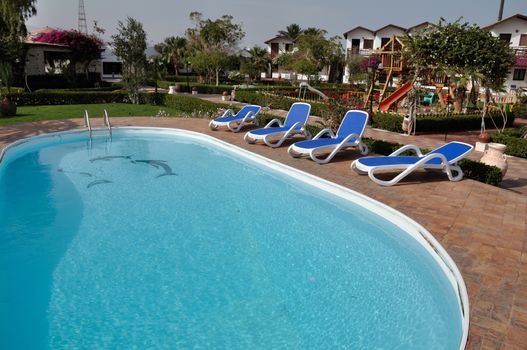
[
  {"x1": 209, "y1": 107, "x2": 260, "y2": 133},
  {"x1": 244, "y1": 102, "x2": 312, "y2": 148},
  {"x1": 351, "y1": 143, "x2": 473, "y2": 186},
  {"x1": 288, "y1": 111, "x2": 369, "y2": 164}
]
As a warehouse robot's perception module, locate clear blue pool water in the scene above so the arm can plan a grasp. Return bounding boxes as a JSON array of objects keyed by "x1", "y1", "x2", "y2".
[{"x1": 0, "y1": 129, "x2": 462, "y2": 349}]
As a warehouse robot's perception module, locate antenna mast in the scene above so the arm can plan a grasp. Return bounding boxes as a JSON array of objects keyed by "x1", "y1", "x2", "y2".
[{"x1": 78, "y1": 0, "x2": 88, "y2": 34}]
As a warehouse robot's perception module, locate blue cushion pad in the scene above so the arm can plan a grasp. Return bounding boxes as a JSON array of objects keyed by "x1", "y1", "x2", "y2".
[
  {"x1": 294, "y1": 138, "x2": 356, "y2": 149},
  {"x1": 358, "y1": 156, "x2": 443, "y2": 167},
  {"x1": 249, "y1": 127, "x2": 294, "y2": 136}
]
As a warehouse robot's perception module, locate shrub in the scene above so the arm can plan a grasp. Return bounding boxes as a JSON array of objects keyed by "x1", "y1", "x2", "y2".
[
  {"x1": 7, "y1": 91, "x2": 131, "y2": 106},
  {"x1": 458, "y1": 159, "x2": 503, "y2": 186},
  {"x1": 163, "y1": 94, "x2": 221, "y2": 116},
  {"x1": 372, "y1": 111, "x2": 514, "y2": 133},
  {"x1": 490, "y1": 131, "x2": 527, "y2": 158}
]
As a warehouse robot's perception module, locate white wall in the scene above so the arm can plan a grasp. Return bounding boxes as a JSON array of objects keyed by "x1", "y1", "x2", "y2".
[
  {"x1": 344, "y1": 29, "x2": 375, "y2": 51},
  {"x1": 374, "y1": 27, "x2": 406, "y2": 49},
  {"x1": 488, "y1": 18, "x2": 527, "y2": 47},
  {"x1": 488, "y1": 18, "x2": 527, "y2": 92}
]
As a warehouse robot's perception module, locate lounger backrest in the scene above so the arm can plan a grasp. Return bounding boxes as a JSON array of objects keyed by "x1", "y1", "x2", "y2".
[
  {"x1": 284, "y1": 102, "x2": 311, "y2": 127},
  {"x1": 426, "y1": 142, "x2": 474, "y2": 163},
  {"x1": 236, "y1": 105, "x2": 261, "y2": 118},
  {"x1": 336, "y1": 110, "x2": 369, "y2": 138}
]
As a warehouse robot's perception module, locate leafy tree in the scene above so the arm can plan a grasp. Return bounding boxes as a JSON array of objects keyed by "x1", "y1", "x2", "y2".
[
  {"x1": 278, "y1": 30, "x2": 344, "y2": 82},
  {"x1": 0, "y1": 0, "x2": 37, "y2": 92},
  {"x1": 32, "y1": 29, "x2": 104, "y2": 78},
  {"x1": 240, "y1": 46, "x2": 269, "y2": 81},
  {"x1": 278, "y1": 23, "x2": 303, "y2": 41},
  {"x1": 155, "y1": 36, "x2": 187, "y2": 76},
  {"x1": 185, "y1": 12, "x2": 244, "y2": 85},
  {"x1": 404, "y1": 20, "x2": 515, "y2": 115},
  {"x1": 111, "y1": 17, "x2": 147, "y2": 104}
]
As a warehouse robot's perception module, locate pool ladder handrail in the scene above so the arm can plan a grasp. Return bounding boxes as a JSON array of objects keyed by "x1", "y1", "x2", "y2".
[
  {"x1": 103, "y1": 109, "x2": 112, "y2": 137},
  {"x1": 84, "y1": 110, "x2": 92, "y2": 138}
]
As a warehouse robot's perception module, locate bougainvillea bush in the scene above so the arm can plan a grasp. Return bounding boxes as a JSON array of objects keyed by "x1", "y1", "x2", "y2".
[{"x1": 33, "y1": 29, "x2": 103, "y2": 70}]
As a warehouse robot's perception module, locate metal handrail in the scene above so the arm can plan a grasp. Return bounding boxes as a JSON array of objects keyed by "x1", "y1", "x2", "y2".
[
  {"x1": 84, "y1": 110, "x2": 92, "y2": 138},
  {"x1": 103, "y1": 109, "x2": 112, "y2": 137}
]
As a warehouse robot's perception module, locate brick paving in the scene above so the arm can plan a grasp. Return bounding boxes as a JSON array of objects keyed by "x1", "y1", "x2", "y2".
[
  {"x1": 1, "y1": 117, "x2": 527, "y2": 349},
  {"x1": 200, "y1": 94, "x2": 527, "y2": 196}
]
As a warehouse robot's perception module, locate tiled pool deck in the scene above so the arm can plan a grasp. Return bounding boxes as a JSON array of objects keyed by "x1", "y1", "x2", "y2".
[{"x1": 1, "y1": 117, "x2": 526, "y2": 349}]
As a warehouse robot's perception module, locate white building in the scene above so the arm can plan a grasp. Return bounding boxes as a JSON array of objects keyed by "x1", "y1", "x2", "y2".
[
  {"x1": 342, "y1": 24, "x2": 408, "y2": 83},
  {"x1": 483, "y1": 13, "x2": 527, "y2": 92},
  {"x1": 262, "y1": 35, "x2": 329, "y2": 81}
]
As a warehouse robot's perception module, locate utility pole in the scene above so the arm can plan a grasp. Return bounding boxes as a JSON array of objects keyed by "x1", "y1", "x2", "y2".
[
  {"x1": 78, "y1": 0, "x2": 88, "y2": 34},
  {"x1": 498, "y1": 0, "x2": 505, "y2": 21}
]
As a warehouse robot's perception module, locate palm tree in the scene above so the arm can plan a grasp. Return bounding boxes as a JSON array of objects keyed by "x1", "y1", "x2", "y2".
[
  {"x1": 155, "y1": 36, "x2": 187, "y2": 76},
  {"x1": 302, "y1": 27, "x2": 326, "y2": 37},
  {"x1": 278, "y1": 23, "x2": 303, "y2": 42},
  {"x1": 246, "y1": 45, "x2": 270, "y2": 79}
]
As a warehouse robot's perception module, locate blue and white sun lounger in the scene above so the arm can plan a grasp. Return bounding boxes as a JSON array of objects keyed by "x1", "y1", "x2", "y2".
[
  {"x1": 288, "y1": 110, "x2": 369, "y2": 164},
  {"x1": 351, "y1": 141, "x2": 474, "y2": 186},
  {"x1": 244, "y1": 102, "x2": 312, "y2": 148},
  {"x1": 209, "y1": 104, "x2": 262, "y2": 132}
]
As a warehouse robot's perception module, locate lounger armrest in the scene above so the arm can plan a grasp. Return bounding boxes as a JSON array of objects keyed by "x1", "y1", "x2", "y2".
[
  {"x1": 288, "y1": 121, "x2": 305, "y2": 132},
  {"x1": 389, "y1": 144, "x2": 424, "y2": 157},
  {"x1": 265, "y1": 118, "x2": 283, "y2": 128},
  {"x1": 340, "y1": 133, "x2": 361, "y2": 144},
  {"x1": 313, "y1": 128, "x2": 335, "y2": 140},
  {"x1": 220, "y1": 109, "x2": 234, "y2": 118}
]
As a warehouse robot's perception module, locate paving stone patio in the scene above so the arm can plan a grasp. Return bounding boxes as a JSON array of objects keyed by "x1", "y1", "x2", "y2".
[{"x1": 1, "y1": 117, "x2": 526, "y2": 349}]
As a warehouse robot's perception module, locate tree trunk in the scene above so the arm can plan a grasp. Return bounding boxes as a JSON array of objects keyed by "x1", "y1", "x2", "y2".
[
  {"x1": 215, "y1": 68, "x2": 219, "y2": 86},
  {"x1": 481, "y1": 87, "x2": 490, "y2": 133},
  {"x1": 436, "y1": 86, "x2": 446, "y2": 111},
  {"x1": 174, "y1": 61, "x2": 179, "y2": 76},
  {"x1": 451, "y1": 84, "x2": 465, "y2": 113}
]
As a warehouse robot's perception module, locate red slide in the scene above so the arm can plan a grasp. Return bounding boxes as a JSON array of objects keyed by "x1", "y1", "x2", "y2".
[{"x1": 378, "y1": 82, "x2": 412, "y2": 112}]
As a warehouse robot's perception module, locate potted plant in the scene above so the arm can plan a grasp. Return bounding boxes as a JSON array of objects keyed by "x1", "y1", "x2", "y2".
[
  {"x1": 222, "y1": 90, "x2": 229, "y2": 101},
  {"x1": 0, "y1": 62, "x2": 17, "y2": 117},
  {"x1": 191, "y1": 86, "x2": 198, "y2": 95}
]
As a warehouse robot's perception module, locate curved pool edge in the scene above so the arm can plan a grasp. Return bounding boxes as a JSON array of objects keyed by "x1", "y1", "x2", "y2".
[{"x1": 0, "y1": 126, "x2": 469, "y2": 349}]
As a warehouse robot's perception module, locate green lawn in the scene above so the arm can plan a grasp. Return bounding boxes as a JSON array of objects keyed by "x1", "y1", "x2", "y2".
[{"x1": 0, "y1": 104, "x2": 183, "y2": 126}]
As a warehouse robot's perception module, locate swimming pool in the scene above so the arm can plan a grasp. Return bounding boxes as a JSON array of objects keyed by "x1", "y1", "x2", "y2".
[{"x1": 0, "y1": 128, "x2": 468, "y2": 349}]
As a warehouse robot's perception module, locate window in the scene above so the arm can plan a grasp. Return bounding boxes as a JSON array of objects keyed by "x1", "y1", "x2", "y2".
[
  {"x1": 381, "y1": 37, "x2": 390, "y2": 47},
  {"x1": 513, "y1": 68, "x2": 526, "y2": 81},
  {"x1": 520, "y1": 34, "x2": 527, "y2": 47},
  {"x1": 363, "y1": 39, "x2": 373, "y2": 49},
  {"x1": 499, "y1": 33, "x2": 512, "y2": 43},
  {"x1": 285, "y1": 43, "x2": 293, "y2": 52}
]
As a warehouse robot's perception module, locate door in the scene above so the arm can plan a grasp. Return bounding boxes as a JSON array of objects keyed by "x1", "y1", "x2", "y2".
[{"x1": 351, "y1": 39, "x2": 360, "y2": 54}]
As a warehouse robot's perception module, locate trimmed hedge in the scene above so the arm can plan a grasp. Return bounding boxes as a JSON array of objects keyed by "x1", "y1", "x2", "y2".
[
  {"x1": 372, "y1": 111, "x2": 515, "y2": 133},
  {"x1": 7, "y1": 91, "x2": 131, "y2": 106},
  {"x1": 490, "y1": 130, "x2": 527, "y2": 158},
  {"x1": 235, "y1": 90, "x2": 327, "y2": 118}
]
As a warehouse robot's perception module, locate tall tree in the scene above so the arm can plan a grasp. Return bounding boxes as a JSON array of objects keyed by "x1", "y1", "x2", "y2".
[
  {"x1": 278, "y1": 23, "x2": 303, "y2": 41},
  {"x1": 278, "y1": 30, "x2": 343, "y2": 82},
  {"x1": 185, "y1": 12, "x2": 245, "y2": 85},
  {"x1": 240, "y1": 46, "x2": 270, "y2": 81},
  {"x1": 155, "y1": 36, "x2": 187, "y2": 76},
  {"x1": 0, "y1": 0, "x2": 37, "y2": 91},
  {"x1": 111, "y1": 17, "x2": 147, "y2": 104}
]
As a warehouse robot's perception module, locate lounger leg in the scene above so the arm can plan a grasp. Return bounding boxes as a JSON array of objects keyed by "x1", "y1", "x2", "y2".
[
  {"x1": 445, "y1": 164, "x2": 464, "y2": 181},
  {"x1": 244, "y1": 133, "x2": 256, "y2": 144},
  {"x1": 359, "y1": 143, "x2": 368, "y2": 155},
  {"x1": 288, "y1": 145, "x2": 302, "y2": 158},
  {"x1": 209, "y1": 121, "x2": 218, "y2": 130}
]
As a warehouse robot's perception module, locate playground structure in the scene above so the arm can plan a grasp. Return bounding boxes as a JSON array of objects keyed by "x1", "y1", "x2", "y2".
[{"x1": 363, "y1": 36, "x2": 411, "y2": 111}]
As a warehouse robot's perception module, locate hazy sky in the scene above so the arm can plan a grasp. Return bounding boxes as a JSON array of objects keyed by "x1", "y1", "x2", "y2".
[{"x1": 27, "y1": 0, "x2": 526, "y2": 47}]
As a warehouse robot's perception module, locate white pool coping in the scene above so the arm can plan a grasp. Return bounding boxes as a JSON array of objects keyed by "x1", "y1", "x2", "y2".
[{"x1": 0, "y1": 126, "x2": 469, "y2": 349}]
